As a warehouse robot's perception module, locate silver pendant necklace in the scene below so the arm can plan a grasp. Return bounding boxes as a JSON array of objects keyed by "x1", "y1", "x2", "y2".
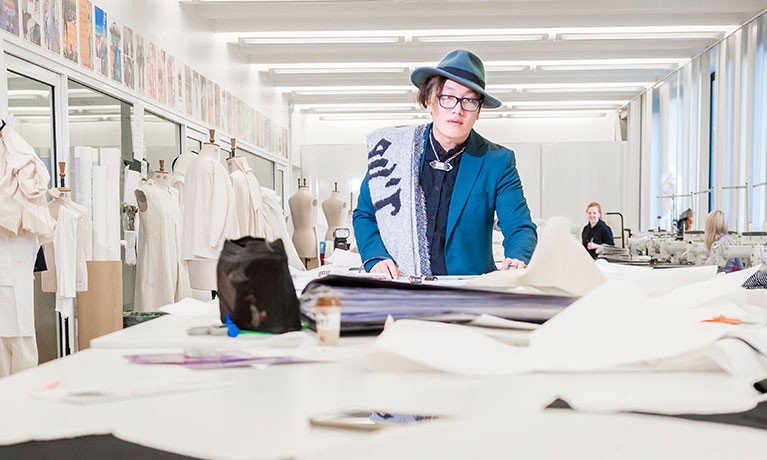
[{"x1": 429, "y1": 136, "x2": 465, "y2": 172}]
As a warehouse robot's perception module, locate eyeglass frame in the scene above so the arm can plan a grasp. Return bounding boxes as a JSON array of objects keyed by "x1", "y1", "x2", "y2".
[{"x1": 436, "y1": 94, "x2": 483, "y2": 112}]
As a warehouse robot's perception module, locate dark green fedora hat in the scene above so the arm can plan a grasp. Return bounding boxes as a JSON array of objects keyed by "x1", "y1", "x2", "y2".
[{"x1": 410, "y1": 49, "x2": 502, "y2": 109}]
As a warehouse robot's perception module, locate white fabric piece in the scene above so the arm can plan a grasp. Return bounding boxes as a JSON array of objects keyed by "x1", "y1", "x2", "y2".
[
  {"x1": 40, "y1": 194, "x2": 89, "y2": 294},
  {"x1": 0, "y1": 126, "x2": 54, "y2": 240},
  {"x1": 181, "y1": 145, "x2": 234, "y2": 261},
  {"x1": 54, "y1": 206, "x2": 78, "y2": 320},
  {"x1": 261, "y1": 187, "x2": 305, "y2": 271},
  {"x1": 469, "y1": 216, "x2": 605, "y2": 297},
  {"x1": 135, "y1": 177, "x2": 192, "y2": 312},
  {"x1": 101, "y1": 148, "x2": 121, "y2": 261},
  {"x1": 0, "y1": 336, "x2": 38, "y2": 377},
  {"x1": 158, "y1": 297, "x2": 219, "y2": 317},
  {"x1": 91, "y1": 165, "x2": 108, "y2": 261},
  {"x1": 0, "y1": 233, "x2": 38, "y2": 337}
]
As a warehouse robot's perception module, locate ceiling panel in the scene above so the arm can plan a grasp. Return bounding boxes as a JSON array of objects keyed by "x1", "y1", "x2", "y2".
[{"x1": 181, "y1": 0, "x2": 767, "y2": 117}]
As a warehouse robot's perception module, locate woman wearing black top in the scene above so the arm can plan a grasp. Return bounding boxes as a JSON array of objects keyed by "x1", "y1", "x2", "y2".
[{"x1": 581, "y1": 202, "x2": 614, "y2": 259}]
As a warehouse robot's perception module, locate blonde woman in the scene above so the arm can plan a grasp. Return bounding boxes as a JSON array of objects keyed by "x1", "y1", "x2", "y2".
[
  {"x1": 581, "y1": 202, "x2": 614, "y2": 259},
  {"x1": 704, "y1": 210, "x2": 743, "y2": 273}
]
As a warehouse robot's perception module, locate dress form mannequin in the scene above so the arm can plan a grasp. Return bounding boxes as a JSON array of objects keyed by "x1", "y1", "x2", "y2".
[
  {"x1": 134, "y1": 160, "x2": 191, "y2": 311},
  {"x1": 322, "y1": 182, "x2": 347, "y2": 241},
  {"x1": 289, "y1": 178, "x2": 319, "y2": 269}
]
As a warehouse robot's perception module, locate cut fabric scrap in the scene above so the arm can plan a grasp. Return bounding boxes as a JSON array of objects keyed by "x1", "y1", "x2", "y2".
[
  {"x1": 469, "y1": 216, "x2": 604, "y2": 297},
  {"x1": 363, "y1": 319, "x2": 528, "y2": 375}
]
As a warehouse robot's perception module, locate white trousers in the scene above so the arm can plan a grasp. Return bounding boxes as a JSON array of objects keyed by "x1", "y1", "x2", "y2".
[{"x1": 0, "y1": 336, "x2": 38, "y2": 378}]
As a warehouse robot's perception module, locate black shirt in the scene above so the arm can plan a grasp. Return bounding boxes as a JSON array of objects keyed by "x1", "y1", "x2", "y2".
[
  {"x1": 581, "y1": 220, "x2": 614, "y2": 259},
  {"x1": 420, "y1": 131, "x2": 465, "y2": 275}
]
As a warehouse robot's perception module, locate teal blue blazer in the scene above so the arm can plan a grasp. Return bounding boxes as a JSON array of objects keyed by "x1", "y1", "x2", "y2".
[{"x1": 353, "y1": 125, "x2": 537, "y2": 275}]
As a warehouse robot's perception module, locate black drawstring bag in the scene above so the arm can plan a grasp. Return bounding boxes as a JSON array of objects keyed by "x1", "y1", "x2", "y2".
[{"x1": 216, "y1": 237, "x2": 301, "y2": 333}]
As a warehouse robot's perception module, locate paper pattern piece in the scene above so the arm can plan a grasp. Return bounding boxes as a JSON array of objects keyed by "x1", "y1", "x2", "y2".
[
  {"x1": 62, "y1": 0, "x2": 76, "y2": 61},
  {"x1": 91, "y1": 165, "x2": 107, "y2": 260},
  {"x1": 73, "y1": 146, "x2": 94, "y2": 260},
  {"x1": 42, "y1": 0, "x2": 60, "y2": 54},
  {"x1": 100, "y1": 148, "x2": 120, "y2": 261},
  {"x1": 146, "y1": 42, "x2": 156, "y2": 99},
  {"x1": 469, "y1": 216, "x2": 605, "y2": 296},
  {"x1": 77, "y1": 0, "x2": 91, "y2": 69},
  {"x1": 93, "y1": 5, "x2": 107, "y2": 76}
]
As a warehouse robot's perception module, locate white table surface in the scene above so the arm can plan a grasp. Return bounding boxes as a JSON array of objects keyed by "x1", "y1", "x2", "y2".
[{"x1": 1, "y1": 315, "x2": 766, "y2": 459}]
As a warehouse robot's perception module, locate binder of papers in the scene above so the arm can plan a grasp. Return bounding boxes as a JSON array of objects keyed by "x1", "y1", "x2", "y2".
[{"x1": 299, "y1": 275, "x2": 576, "y2": 332}]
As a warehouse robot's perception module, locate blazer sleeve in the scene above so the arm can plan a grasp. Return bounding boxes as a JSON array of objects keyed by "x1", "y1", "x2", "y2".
[
  {"x1": 352, "y1": 174, "x2": 394, "y2": 271},
  {"x1": 495, "y1": 151, "x2": 537, "y2": 264}
]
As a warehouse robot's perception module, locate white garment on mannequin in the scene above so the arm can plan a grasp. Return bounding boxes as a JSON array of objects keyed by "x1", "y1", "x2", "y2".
[
  {"x1": 289, "y1": 186, "x2": 320, "y2": 260},
  {"x1": 0, "y1": 233, "x2": 38, "y2": 337},
  {"x1": 227, "y1": 156, "x2": 270, "y2": 239},
  {"x1": 322, "y1": 191, "x2": 347, "y2": 241},
  {"x1": 134, "y1": 174, "x2": 192, "y2": 311},
  {"x1": 181, "y1": 143, "x2": 235, "y2": 261},
  {"x1": 261, "y1": 187, "x2": 305, "y2": 271},
  {"x1": 41, "y1": 192, "x2": 89, "y2": 294},
  {"x1": 53, "y1": 206, "x2": 77, "y2": 320},
  {"x1": 181, "y1": 143, "x2": 235, "y2": 290}
]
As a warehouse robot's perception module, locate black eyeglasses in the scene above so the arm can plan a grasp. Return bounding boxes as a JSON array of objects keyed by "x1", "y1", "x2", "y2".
[{"x1": 436, "y1": 94, "x2": 482, "y2": 112}]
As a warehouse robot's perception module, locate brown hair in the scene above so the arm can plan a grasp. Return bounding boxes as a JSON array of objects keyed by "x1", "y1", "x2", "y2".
[
  {"x1": 416, "y1": 75, "x2": 447, "y2": 108},
  {"x1": 704, "y1": 210, "x2": 729, "y2": 251},
  {"x1": 586, "y1": 202, "x2": 602, "y2": 218}
]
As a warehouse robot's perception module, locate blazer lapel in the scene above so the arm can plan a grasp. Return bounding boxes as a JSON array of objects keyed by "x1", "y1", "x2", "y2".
[{"x1": 446, "y1": 130, "x2": 486, "y2": 243}]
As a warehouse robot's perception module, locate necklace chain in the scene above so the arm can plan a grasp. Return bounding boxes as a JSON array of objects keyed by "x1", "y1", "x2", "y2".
[{"x1": 429, "y1": 135, "x2": 465, "y2": 171}]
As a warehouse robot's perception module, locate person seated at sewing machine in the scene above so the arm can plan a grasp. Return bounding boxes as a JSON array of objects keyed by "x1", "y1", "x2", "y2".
[
  {"x1": 704, "y1": 210, "x2": 743, "y2": 273},
  {"x1": 581, "y1": 201, "x2": 614, "y2": 259}
]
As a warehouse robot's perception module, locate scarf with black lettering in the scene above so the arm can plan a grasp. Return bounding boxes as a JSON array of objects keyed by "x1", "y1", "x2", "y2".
[{"x1": 365, "y1": 124, "x2": 431, "y2": 276}]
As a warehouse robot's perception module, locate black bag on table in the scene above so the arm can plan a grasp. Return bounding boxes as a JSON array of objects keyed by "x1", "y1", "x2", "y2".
[{"x1": 216, "y1": 237, "x2": 301, "y2": 333}]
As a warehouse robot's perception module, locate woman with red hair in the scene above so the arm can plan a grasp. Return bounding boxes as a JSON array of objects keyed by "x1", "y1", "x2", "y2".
[{"x1": 581, "y1": 202, "x2": 614, "y2": 259}]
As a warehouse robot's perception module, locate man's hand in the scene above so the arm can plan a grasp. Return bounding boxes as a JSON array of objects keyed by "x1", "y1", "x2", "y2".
[
  {"x1": 370, "y1": 259, "x2": 400, "y2": 279},
  {"x1": 501, "y1": 258, "x2": 527, "y2": 270}
]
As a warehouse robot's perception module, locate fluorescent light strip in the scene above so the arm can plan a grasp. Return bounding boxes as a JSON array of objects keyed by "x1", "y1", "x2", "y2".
[
  {"x1": 291, "y1": 89, "x2": 413, "y2": 96},
  {"x1": 538, "y1": 63, "x2": 679, "y2": 71},
  {"x1": 510, "y1": 100, "x2": 627, "y2": 108},
  {"x1": 240, "y1": 36, "x2": 403, "y2": 45},
  {"x1": 270, "y1": 67, "x2": 408, "y2": 75},
  {"x1": 414, "y1": 34, "x2": 545, "y2": 43},
  {"x1": 559, "y1": 32, "x2": 724, "y2": 41}
]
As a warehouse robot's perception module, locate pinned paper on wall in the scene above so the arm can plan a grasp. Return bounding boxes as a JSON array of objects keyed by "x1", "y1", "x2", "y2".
[
  {"x1": 77, "y1": 0, "x2": 91, "y2": 69},
  {"x1": 62, "y1": 0, "x2": 77, "y2": 62},
  {"x1": 132, "y1": 102, "x2": 144, "y2": 161},
  {"x1": 42, "y1": 0, "x2": 61, "y2": 55},
  {"x1": 21, "y1": 0, "x2": 41, "y2": 46}
]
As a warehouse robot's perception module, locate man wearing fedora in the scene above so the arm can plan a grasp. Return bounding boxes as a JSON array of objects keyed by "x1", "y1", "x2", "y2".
[{"x1": 353, "y1": 49, "x2": 537, "y2": 278}]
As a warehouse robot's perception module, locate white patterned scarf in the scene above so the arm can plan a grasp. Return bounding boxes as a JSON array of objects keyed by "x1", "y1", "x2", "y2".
[{"x1": 365, "y1": 124, "x2": 431, "y2": 276}]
